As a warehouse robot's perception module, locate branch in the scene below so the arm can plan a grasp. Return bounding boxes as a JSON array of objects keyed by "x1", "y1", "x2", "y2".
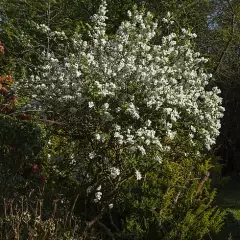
[
  {"x1": 214, "y1": 0, "x2": 236, "y2": 74},
  {"x1": 82, "y1": 207, "x2": 108, "y2": 239},
  {"x1": 173, "y1": 191, "x2": 181, "y2": 203},
  {"x1": 196, "y1": 172, "x2": 210, "y2": 195},
  {"x1": 108, "y1": 209, "x2": 119, "y2": 232},
  {"x1": 97, "y1": 221, "x2": 115, "y2": 240}
]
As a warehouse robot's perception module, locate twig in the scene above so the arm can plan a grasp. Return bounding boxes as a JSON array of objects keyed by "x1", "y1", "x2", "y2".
[
  {"x1": 108, "y1": 209, "x2": 119, "y2": 232},
  {"x1": 174, "y1": 191, "x2": 181, "y2": 203},
  {"x1": 68, "y1": 194, "x2": 79, "y2": 227},
  {"x1": 214, "y1": 0, "x2": 236, "y2": 74}
]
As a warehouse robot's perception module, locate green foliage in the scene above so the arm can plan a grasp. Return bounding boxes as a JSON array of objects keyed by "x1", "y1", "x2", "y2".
[
  {"x1": 0, "y1": 114, "x2": 45, "y2": 194},
  {"x1": 0, "y1": 0, "x2": 229, "y2": 239},
  {"x1": 117, "y1": 153, "x2": 225, "y2": 239}
]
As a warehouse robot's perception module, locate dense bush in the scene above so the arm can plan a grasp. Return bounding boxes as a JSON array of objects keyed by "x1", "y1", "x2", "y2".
[{"x1": 0, "y1": 1, "x2": 226, "y2": 239}]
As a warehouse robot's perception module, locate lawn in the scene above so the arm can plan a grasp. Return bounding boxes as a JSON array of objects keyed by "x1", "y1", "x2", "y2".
[{"x1": 212, "y1": 178, "x2": 240, "y2": 240}]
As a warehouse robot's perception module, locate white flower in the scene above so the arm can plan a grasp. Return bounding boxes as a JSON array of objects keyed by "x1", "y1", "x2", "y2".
[
  {"x1": 110, "y1": 167, "x2": 120, "y2": 179},
  {"x1": 155, "y1": 155, "x2": 162, "y2": 163},
  {"x1": 189, "y1": 133, "x2": 194, "y2": 139},
  {"x1": 109, "y1": 203, "x2": 114, "y2": 209},
  {"x1": 146, "y1": 120, "x2": 152, "y2": 127},
  {"x1": 27, "y1": 0, "x2": 224, "y2": 157},
  {"x1": 95, "y1": 133, "x2": 101, "y2": 140},
  {"x1": 135, "y1": 170, "x2": 142, "y2": 180},
  {"x1": 103, "y1": 102, "x2": 109, "y2": 110},
  {"x1": 182, "y1": 28, "x2": 188, "y2": 34},
  {"x1": 145, "y1": 139, "x2": 151, "y2": 145},
  {"x1": 115, "y1": 107, "x2": 121, "y2": 112},
  {"x1": 167, "y1": 130, "x2": 176, "y2": 140},
  {"x1": 127, "y1": 10, "x2": 132, "y2": 17},
  {"x1": 114, "y1": 124, "x2": 121, "y2": 131},
  {"x1": 89, "y1": 152, "x2": 96, "y2": 159},
  {"x1": 76, "y1": 70, "x2": 82, "y2": 77},
  {"x1": 94, "y1": 191, "x2": 102, "y2": 203},
  {"x1": 88, "y1": 101, "x2": 94, "y2": 108},
  {"x1": 118, "y1": 44, "x2": 123, "y2": 51},
  {"x1": 162, "y1": 18, "x2": 168, "y2": 23},
  {"x1": 138, "y1": 146, "x2": 146, "y2": 155},
  {"x1": 190, "y1": 125, "x2": 196, "y2": 133}
]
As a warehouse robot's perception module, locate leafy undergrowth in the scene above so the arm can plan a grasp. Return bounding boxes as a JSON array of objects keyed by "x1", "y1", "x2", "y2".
[{"x1": 212, "y1": 177, "x2": 240, "y2": 240}]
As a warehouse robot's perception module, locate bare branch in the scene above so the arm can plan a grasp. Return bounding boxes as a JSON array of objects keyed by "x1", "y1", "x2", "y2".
[
  {"x1": 214, "y1": 0, "x2": 236, "y2": 74},
  {"x1": 97, "y1": 221, "x2": 115, "y2": 240}
]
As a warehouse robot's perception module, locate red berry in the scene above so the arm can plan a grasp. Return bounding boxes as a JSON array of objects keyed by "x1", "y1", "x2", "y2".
[{"x1": 32, "y1": 164, "x2": 39, "y2": 172}]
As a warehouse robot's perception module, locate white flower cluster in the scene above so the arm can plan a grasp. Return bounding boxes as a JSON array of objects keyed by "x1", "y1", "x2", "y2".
[
  {"x1": 110, "y1": 167, "x2": 120, "y2": 179},
  {"x1": 93, "y1": 185, "x2": 102, "y2": 203},
  {"x1": 35, "y1": 23, "x2": 50, "y2": 33},
  {"x1": 135, "y1": 170, "x2": 142, "y2": 181},
  {"x1": 25, "y1": 0, "x2": 224, "y2": 155}
]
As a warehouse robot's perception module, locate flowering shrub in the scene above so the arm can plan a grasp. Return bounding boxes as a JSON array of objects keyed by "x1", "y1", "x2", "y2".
[
  {"x1": 25, "y1": 1, "x2": 223, "y2": 155},
  {"x1": 13, "y1": 1, "x2": 226, "y2": 239}
]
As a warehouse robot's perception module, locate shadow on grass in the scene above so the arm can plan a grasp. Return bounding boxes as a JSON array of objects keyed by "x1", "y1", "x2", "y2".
[{"x1": 212, "y1": 178, "x2": 240, "y2": 240}]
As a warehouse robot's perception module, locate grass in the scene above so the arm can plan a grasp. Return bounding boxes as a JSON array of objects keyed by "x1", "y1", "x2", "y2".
[{"x1": 212, "y1": 177, "x2": 240, "y2": 240}]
